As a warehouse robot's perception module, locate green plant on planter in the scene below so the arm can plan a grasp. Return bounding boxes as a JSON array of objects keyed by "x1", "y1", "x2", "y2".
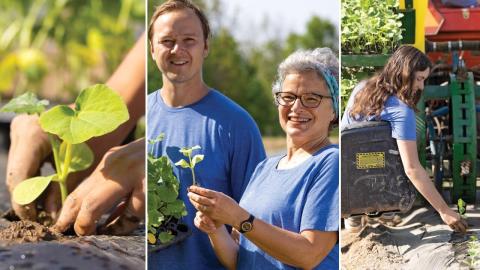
[
  {"x1": 1, "y1": 84, "x2": 129, "y2": 205},
  {"x1": 175, "y1": 146, "x2": 204, "y2": 186},
  {"x1": 147, "y1": 135, "x2": 187, "y2": 245},
  {"x1": 342, "y1": 0, "x2": 403, "y2": 55}
]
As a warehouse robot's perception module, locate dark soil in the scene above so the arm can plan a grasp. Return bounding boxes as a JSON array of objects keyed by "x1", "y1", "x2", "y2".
[{"x1": 0, "y1": 220, "x2": 63, "y2": 244}]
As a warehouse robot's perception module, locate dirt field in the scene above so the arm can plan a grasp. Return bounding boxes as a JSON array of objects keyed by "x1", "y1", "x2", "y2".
[{"x1": 341, "y1": 206, "x2": 480, "y2": 270}]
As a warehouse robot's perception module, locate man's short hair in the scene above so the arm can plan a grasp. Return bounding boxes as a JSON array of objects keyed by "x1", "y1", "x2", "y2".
[{"x1": 148, "y1": 0, "x2": 211, "y2": 44}]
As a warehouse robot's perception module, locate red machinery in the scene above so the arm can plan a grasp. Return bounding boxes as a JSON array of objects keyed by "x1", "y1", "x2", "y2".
[{"x1": 426, "y1": 0, "x2": 480, "y2": 71}]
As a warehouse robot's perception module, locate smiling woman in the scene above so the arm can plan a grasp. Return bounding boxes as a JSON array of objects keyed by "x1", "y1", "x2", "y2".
[{"x1": 187, "y1": 48, "x2": 339, "y2": 270}]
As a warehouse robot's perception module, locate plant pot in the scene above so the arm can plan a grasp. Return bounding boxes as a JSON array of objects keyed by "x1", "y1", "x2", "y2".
[{"x1": 148, "y1": 218, "x2": 192, "y2": 252}]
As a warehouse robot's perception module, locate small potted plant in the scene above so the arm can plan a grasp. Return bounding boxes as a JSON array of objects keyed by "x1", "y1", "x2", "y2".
[{"x1": 147, "y1": 137, "x2": 204, "y2": 251}]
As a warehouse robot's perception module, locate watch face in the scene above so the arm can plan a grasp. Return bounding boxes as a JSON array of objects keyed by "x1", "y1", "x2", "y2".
[{"x1": 241, "y1": 222, "x2": 252, "y2": 232}]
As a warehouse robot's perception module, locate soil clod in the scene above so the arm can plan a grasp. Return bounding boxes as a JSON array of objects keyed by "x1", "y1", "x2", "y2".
[{"x1": 0, "y1": 220, "x2": 62, "y2": 244}]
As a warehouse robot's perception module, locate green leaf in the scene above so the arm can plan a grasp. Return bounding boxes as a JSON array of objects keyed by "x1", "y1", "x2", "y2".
[
  {"x1": 175, "y1": 159, "x2": 190, "y2": 169},
  {"x1": 148, "y1": 133, "x2": 164, "y2": 145},
  {"x1": 191, "y1": 154, "x2": 204, "y2": 168},
  {"x1": 179, "y1": 147, "x2": 193, "y2": 157},
  {"x1": 59, "y1": 142, "x2": 94, "y2": 173},
  {"x1": 158, "y1": 231, "x2": 174, "y2": 244},
  {"x1": 39, "y1": 84, "x2": 129, "y2": 144},
  {"x1": 0, "y1": 92, "x2": 49, "y2": 114},
  {"x1": 157, "y1": 185, "x2": 178, "y2": 203},
  {"x1": 12, "y1": 174, "x2": 56, "y2": 205},
  {"x1": 179, "y1": 145, "x2": 200, "y2": 157},
  {"x1": 168, "y1": 200, "x2": 187, "y2": 218}
]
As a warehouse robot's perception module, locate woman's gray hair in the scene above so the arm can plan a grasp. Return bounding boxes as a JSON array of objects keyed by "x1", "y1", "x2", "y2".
[
  {"x1": 272, "y1": 48, "x2": 339, "y2": 95},
  {"x1": 272, "y1": 47, "x2": 339, "y2": 119}
]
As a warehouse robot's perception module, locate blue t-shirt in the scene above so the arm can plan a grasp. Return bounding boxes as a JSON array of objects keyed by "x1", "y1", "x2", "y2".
[
  {"x1": 237, "y1": 145, "x2": 339, "y2": 270},
  {"x1": 147, "y1": 89, "x2": 266, "y2": 270},
  {"x1": 341, "y1": 82, "x2": 417, "y2": 141}
]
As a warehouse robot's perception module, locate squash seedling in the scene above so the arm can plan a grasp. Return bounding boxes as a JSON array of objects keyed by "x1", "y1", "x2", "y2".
[
  {"x1": 1, "y1": 84, "x2": 129, "y2": 205},
  {"x1": 174, "y1": 146, "x2": 204, "y2": 186}
]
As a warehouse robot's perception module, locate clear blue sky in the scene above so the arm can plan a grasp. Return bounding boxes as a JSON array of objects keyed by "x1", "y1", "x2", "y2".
[{"x1": 221, "y1": 0, "x2": 339, "y2": 43}]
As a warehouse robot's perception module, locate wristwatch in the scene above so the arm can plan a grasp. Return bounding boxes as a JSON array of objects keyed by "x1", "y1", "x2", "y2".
[{"x1": 238, "y1": 214, "x2": 255, "y2": 234}]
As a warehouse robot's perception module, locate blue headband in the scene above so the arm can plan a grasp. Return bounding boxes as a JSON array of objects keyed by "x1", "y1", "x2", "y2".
[{"x1": 320, "y1": 68, "x2": 339, "y2": 119}]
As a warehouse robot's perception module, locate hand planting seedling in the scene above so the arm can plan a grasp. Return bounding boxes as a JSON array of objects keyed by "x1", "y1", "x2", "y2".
[
  {"x1": 1, "y1": 84, "x2": 129, "y2": 206},
  {"x1": 147, "y1": 135, "x2": 188, "y2": 246},
  {"x1": 175, "y1": 146, "x2": 204, "y2": 186}
]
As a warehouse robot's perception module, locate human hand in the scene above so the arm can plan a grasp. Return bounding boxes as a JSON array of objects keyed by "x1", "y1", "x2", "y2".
[
  {"x1": 194, "y1": 211, "x2": 223, "y2": 234},
  {"x1": 6, "y1": 114, "x2": 54, "y2": 220},
  {"x1": 440, "y1": 208, "x2": 468, "y2": 233},
  {"x1": 53, "y1": 138, "x2": 145, "y2": 236},
  {"x1": 187, "y1": 185, "x2": 249, "y2": 229}
]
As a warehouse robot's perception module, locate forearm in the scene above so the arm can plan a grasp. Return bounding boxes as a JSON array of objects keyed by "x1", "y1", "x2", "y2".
[
  {"x1": 241, "y1": 218, "x2": 336, "y2": 269},
  {"x1": 406, "y1": 167, "x2": 449, "y2": 213},
  {"x1": 208, "y1": 226, "x2": 239, "y2": 270},
  {"x1": 91, "y1": 32, "x2": 146, "y2": 160}
]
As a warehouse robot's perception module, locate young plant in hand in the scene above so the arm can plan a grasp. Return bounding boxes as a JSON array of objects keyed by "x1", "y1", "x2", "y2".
[
  {"x1": 1, "y1": 84, "x2": 129, "y2": 205},
  {"x1": 175, "y1": 146, "x2": 204, "y2": 186}
]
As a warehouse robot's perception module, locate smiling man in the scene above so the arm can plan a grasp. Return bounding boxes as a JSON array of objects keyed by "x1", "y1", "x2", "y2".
[{"x1": 146, "y1": 1, "x2": 266, "y2": 269}]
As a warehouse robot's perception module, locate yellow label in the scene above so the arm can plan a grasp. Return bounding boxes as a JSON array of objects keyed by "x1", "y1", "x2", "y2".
[{"x1": 356, "y1": 152, "x2": 385, "y2": 169}]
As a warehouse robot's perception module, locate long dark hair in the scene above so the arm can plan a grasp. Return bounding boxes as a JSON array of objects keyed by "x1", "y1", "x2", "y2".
[{"x1": 349, "y1": 45, "x2": 432, "y2": 118}]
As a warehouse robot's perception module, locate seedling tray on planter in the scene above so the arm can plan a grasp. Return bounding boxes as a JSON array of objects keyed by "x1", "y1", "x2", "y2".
[{"x1": 148, "y1": 218, "x2": 191, "y2": 252}]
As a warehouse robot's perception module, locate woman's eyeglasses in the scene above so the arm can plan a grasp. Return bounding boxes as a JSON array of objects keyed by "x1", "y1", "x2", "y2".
[{"x1": 275, "y1": 92, "x2": 331, "y2": 108}]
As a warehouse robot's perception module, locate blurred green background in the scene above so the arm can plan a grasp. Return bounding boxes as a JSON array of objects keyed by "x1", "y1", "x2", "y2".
[
  {"x1": 0, "y1": 0, "x2": 145, "y2": 102},
  {"x1": 147, "y1": 0, "x2": 338, "y2": 139}
]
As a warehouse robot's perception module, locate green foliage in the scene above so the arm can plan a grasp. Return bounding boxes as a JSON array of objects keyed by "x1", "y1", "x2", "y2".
[
  {"x1": 466, "y1": 235, "x2": 480, "y2": 268},
  {"x1": 340, "y1": 66, "x2": 376, "y2": 116},
  {"x1": 148, "y1": 137, "x2": 187, "y2": 245},
  {"x1": 1, "y1": 84, "x2": 128, "y2": 205},
  {"x1": 0, "y1": 0, "x2": 144, "y2": 98},
  {"x1": 341, "y1": 0, "x2": 403, "y2": 54},
  {"x1": 285, "y1": 16, "x2": 338, "y2": 55},
  {"x1": 39, "y1": 84, "x2": 129, "y2": 144},
  {"x1": 175, "y1": 146, "x2": 204, "y2": 186},
  {"x1": 0, "y1": 92, "x2": 49, "y2": 114}
]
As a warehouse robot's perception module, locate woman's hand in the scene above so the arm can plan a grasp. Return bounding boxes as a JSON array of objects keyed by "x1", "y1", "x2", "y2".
[
  {"x1": 439, "y1": 208, "x2": 468, "y2": 233},
  {"x1": 187, "y1": 185, "x2": 249, "y2": 228},
  {"x1": 194, "y1": 211, "x2": 223, "y2": 234}
]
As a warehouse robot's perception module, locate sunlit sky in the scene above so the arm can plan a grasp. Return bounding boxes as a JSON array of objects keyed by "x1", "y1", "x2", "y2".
[{"x1": 221, "y1": 0, "x2": 339, "y2": 44}]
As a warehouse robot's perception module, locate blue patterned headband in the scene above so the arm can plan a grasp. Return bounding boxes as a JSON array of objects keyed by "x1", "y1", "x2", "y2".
[{"x1": 320, "y1": 67, "x2": 339, "y2": 119}]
